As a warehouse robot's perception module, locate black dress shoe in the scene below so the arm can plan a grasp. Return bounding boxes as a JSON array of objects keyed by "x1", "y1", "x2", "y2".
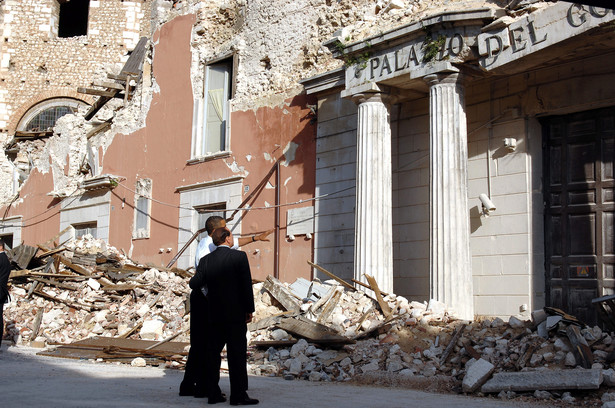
[
  {"x1": 193, "y1": 389, "x2": 207, "y2": 398},
  {"x1": 179, "y1": 382, "x2": 195, "y2": 396},
  {"x1": 208, "y1": 394, "x2": 227, "y2": 404},
  {"x1": 230, "y1": 394, "x2": 259, "y2": 405}
]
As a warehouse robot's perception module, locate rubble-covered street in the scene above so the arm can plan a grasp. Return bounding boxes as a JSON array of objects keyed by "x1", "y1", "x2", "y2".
[
  {"x1": 4, "y1": 236, "x2": 615, "y2": 406},
  {"x1": 0, "y1": 345, "x2": 540, "y2": 408}
]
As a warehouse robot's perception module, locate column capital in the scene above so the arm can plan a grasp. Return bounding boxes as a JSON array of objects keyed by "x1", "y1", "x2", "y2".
[{"x1": 424, "y1": 71, "x2": 464, "y2": 87}]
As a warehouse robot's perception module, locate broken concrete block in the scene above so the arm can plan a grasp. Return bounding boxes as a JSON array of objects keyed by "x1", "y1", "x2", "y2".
[
  {"x1": 462, "y1": 358, "x2": 495, "y2": 393},
  {"x1": 565, "y1": 352, "x2": 577, "y2": 367},
  {"x1": 546, "y1": 315, "x2": 562, "y2": 330},
  {"x1": 603, "y1": 392, "x2": 615, "y2": 403},
  {"x1": 361, "y1": 360, "x2": 380, "y2": 373},
  {"x1": 139, "y1": 319, "x2": 164, "y2": 340},
  {"x1": 531, "y1": 309, "x2": 547, "y2": 325},
  {"x1": 290, "y1": 338, "x2": 308, "y2": 357},
  {"x1": 533, "y1": 390, "x2": 552, "y2": 399},
  {"x1": 603, "y1": 368, "x2": 615, "y2": 387},
  {"x1": 508, "y1": 316, "x2": 525, "y2": 328},
  {"x1": 481, "y1": 368, "x2": 603, "y2": 393},
  {"x1": 87, "y1": 278, "x2": 101, "y2": 291},
  {"x1": 554, "y1": 337, "x2": 571, "y2": 352},
  {"x1": 131, "y1": 357, "x2": 147, "y2": 367},
  {"x1": 271, "y1": 329, "x2": 288, "y2": 341},
  {"x1": 561, "y1": 392, "x2": 575, "y2": 403},
  {"x1": 603, "y1": 402, "x2": 615, "y2": 408}
]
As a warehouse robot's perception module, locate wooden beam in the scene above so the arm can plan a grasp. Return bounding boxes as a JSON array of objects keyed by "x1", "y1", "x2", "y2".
[
  {"x1": 86, "y1": 120, "x2": 112, "y2": 140},
  {"x1": 364, "y1": 273, "x2": 392, "y2": 318},
  {"x1": 316, "y1": 287, "x2": 342, "y2": 324},
  {"x1": 276, "y1": 316, "x2": 354, "y2": 345},
  {"x1": 263, "y1": 275, "x2": 301, "y2": 312},
  {"x1": 440, "y1": 324, "x2": 466, "y2": 364},
  {"x1": 53, "y1": 254, "x2": 93, "y2": 276},
  {"x1": 352, "y1": 278, "x2": 389, "y2": 297},
  {"x1": 77, "y1": 87, "x2": 121, "y2": 98},
  {"x1": 91, "y1": 80, "x2": 125, "y2": 90},
  {"x1": 307, "y1": 261, "x2": 355, "y2": 292}
]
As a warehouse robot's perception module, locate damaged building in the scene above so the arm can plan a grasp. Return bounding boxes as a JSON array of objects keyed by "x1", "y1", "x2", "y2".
[{"x1": 0, "y1": 0, "x2": 613, "y2": 327}]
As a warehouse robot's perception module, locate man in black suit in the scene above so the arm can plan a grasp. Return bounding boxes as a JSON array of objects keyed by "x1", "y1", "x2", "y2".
[
  {"x1": 0, "y1": 241, "x2": 11, "y2": 349},
  {"x1": 190, "y1": 227, "x2": 258, "y2": 406}
]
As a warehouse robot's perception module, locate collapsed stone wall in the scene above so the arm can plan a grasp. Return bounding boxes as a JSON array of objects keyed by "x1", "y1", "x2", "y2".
[
  {"x1": 181, "y1": 0, "x2": 510, "y2": 110},
  {"x1": 0, "y1": 0, "x2": 542, "y2": 204},
  {"x1": 0, "y1": 0, "x2": 156, "y2": 203}
]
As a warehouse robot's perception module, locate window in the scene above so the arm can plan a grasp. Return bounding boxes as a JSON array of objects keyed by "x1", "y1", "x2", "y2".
[
  {"x1": 58, "y1": 0, "x2": 90, "y2": 38},
  {"x1": 25, "y1": 106, "x2": 75, "y2": 132},
  {"x1": 0, "y1": 234, "x2": 13, "y2": 250},
  {"x1": 73, "y1": 222, "x2": 97, "y2": 239},
  {"x1": 17, "y1": 98, "x2": 86, "y2": 133},
  {"x1": 195, "y1": 203, "x2": 226, "y2": 241},
  {"x1": 133, "y1": 179, "x2": 152, "y2": 239},
  {"x1": 192, "y1": 58, "x2": 233, "y2": 158}
]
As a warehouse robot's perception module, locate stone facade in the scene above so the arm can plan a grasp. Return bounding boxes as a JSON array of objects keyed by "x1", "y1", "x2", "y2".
[{"x1": 0, "y1": 0, "x2": 152, "y2": 132}]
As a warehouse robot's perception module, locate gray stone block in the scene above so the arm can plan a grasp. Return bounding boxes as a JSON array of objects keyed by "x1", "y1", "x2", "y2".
[
  {"x1": 462, "y1": 358, "x2": 495, "y2": 393},
  {"x1": 481, "y1": 368, "x2": 602, "y2": 393}
]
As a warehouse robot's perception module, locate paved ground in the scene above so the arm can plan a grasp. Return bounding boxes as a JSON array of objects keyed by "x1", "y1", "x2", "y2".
[{"x1": 0, "y1": 343, "x2": 558, "y2": 408}]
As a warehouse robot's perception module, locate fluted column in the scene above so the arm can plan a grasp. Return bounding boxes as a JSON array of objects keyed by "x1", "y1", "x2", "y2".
[
  {"x1": 426, "y1": 72, "x2": 473, "y2": 320},
  {"x1": 352, "y1": 92, "x2": 393, "y2": 294}
]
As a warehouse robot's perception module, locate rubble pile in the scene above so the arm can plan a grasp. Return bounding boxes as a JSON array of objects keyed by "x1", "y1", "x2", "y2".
[
  {"x1": 4, "y1": 243, "x2": 615, "y2": 404},
  {"x1": 4, "y1": 235, "x2": 190, "y2": 348},
  {"x1": 246, "y1": 276, "x2": 615, "y2": 405}
]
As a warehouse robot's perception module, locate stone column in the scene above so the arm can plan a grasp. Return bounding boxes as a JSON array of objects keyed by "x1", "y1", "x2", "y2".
[
  {"x1": 426, "y1": 72, "x2": 473, "y2": 320},
  {"x1": 352, "y1": 92, "x2": 393, "y2": 294}
]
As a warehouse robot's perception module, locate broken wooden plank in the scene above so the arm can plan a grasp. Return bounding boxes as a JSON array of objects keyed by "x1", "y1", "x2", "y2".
[
  {"x1": 352, "y1": 278, "x2": 389, "y2": 297},
  {"x1": 248, "y1": 311, "x2": 296, "y2": 331},
  {"x1": 364, "y1": 273, "x2": 392, "y2": 318},
  {"x1": 275, "y1": 316, "x2": 354, "y2": 345},
  {"x1": 353, "y1": 305, "x2": 374, "y2": 332},
  {"x1": 53, "y1": 254, "x2": 93, "y2": 276},
  {"x1": 8, "y1": 244, "x2": 38, "y2": 269},
  {"x1": 77, "y1": 87, "x2": 122, "y2": 98},
  {"x1": 566, "y1": 324, "x2": 593, "y2": 369},
  {"x1": 461, "y1": 338, "x2": 481, "y2": 360},
  {"x1": 101, "y1": 284, "x2": 145, "y2": 292},
  {"x1": 263, "y1": 275, "x2": 301, "y2": 312},
  {"x1": 145, "y1": 328, "x2": 190, "y2": 350},
  {"x1": 35, "y1": 246, "x2": 66, "y2": 259},
  {"x1": 33, "y1": 290, "x2": 93, "y2": 311},
  {"x1": 41, "y1": 226, "x2": 73, "y2": 248},
  {"x1": 440, "y1": 324, "x2": 466, "y2": 365},
  {"x1": 251, "y1": 339, "x2": 297, "y2": 348},
  {"x1": 307, "y1": 261, "x2": 355, "y2": 292},
  {"x1": 309, "y1": 285, "x2": 335, "y2": 316},
  {"x1": 27, "y1": 277, "x2": 79, "y2": 291},
  {"x1": 118, "y1": 320, "x2": 143, "y2": 339},
  {"x1": 91, "y1": 80, "x2": 125, "y2": 90},
  {"x1": 316, "y1": 287, "x2": 342, "y2": 324},
  {"x1": 30, "y1": 308, "x2": 44, "y2": 340}
]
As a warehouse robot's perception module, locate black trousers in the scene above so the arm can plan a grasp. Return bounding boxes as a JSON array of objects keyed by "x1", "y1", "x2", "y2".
[
  {"x1": 206, "y1": 321, "x2": 248, "y2": 398},
  {"x1": 182, "y1": 290, "x2": 209, "y2": 390},
  {"x1": 0, "y1": 297, "x2": 5, "y2": 347}
]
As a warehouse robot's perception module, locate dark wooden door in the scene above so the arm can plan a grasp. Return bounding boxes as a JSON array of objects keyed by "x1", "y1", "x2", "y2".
[{"x1": 543, "y1": 107, "x2": 615, "y2": 326}]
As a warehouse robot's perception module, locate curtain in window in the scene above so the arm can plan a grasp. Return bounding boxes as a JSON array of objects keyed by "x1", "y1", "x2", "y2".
[{"x1": 208, "y1": 89, "x2": 224, "y2": 121}]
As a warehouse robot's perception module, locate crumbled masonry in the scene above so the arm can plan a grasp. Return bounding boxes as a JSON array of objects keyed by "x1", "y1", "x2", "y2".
[{"x1": 4, "y1": 236, "x2": 615, "y2": 405}]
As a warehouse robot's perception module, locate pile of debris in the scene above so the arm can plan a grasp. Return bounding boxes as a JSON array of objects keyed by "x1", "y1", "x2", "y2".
[
  {"x1": 5, "y1": 239, "x2": 615, "y2": 404},
  {"x1": 4, "y1": 235, "x2": 190, "y2": 355},
  {"x1": 246, "y1": 272, "x2": 615, "y2": 405}
]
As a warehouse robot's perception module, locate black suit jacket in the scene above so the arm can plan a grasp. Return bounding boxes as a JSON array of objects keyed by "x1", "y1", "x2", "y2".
[
  {"x1": 189, "y1": 246, "x2": 254, "y2": 324},
  {"x1": 0, "y1": 251, "x2": 10, "y2": 302}
]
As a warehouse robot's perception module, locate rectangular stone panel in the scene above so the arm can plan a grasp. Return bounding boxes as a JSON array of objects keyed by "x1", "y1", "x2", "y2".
[{"x1": 481, "y1": 369, "x2": 602, "y2": 393}]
